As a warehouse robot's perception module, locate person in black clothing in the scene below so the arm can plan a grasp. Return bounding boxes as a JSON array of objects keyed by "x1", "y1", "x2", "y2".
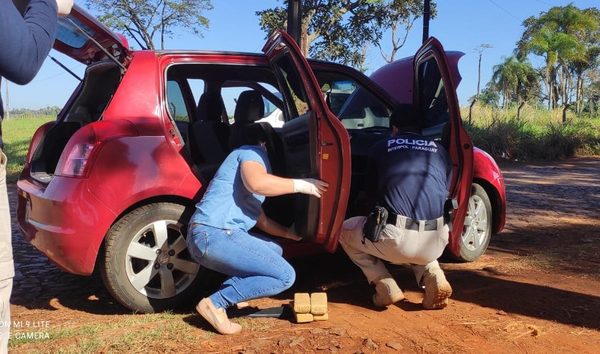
[
  {"x1": 339, "y1": 104, "x2": 453, "y2": 310},
  {"x1": 0, "y1": 1, "x2": 73, "y2": 351}
]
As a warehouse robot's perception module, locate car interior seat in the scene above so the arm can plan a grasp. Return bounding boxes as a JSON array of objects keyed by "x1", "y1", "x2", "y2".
[
  {"x1": 187, "y1": 91, "x2": 230, "y2": 181},
  {"x1": 228, "y1": 90, "x2": 264, "y2": 150},
  {"x1": 228, "y1": 90, "x2": 286, "y2": 174}
]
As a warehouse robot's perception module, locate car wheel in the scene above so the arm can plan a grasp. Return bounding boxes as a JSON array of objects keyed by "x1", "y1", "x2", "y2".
[
  {"x1": 100, "y1": 202, "x2": 202, "y2": 313},
  {"x1": 458, "y1": 183, "x2": 493, "y2": 262}
]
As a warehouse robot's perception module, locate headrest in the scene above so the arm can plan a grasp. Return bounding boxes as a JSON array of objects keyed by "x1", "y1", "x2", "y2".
[
  {"x1": 197, "y1": 92, "x2": 224, "y2": 122},
  {"x1": 234, "y1": 90, "x2": 264, "y2": 124}
]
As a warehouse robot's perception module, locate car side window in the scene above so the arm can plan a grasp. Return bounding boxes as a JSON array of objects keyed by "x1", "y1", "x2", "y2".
[
  {"x1": 272, "y1": 55, "x2": 311, "y2": 120},
  {"x1": 166, "y1": 80, "x2": 191, "y2": 123},
  {"x1": 220, "y1": 83, "x2": 283, "y2": 127},
  {"x1": 316, "y1": 74, "x2": 391, "y2": 130},
  {"x1": 417, "y1": 57, "x2": 450, "y2": 139}
]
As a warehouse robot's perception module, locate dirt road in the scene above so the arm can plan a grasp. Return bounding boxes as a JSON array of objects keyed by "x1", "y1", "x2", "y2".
[{"x1": 8, "y1": 157, "x2": 600, "y2": 353}]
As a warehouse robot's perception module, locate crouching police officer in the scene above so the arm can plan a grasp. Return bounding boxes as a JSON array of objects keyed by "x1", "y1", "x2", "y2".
[{"x1": 339, "y1": 104, "x2": 453, "y2": 310}]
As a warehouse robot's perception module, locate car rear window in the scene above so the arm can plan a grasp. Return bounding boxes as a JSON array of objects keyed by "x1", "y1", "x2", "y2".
[{"x1": 57, "y1": 16, "x2": 94, "y2": 49}]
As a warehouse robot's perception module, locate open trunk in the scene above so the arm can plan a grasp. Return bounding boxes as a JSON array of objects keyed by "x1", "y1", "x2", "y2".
[{"x1": 29, "y1": 60, "x2": 122, "y2": 183}]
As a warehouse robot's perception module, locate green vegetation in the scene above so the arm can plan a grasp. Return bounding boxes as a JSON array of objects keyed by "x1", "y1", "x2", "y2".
[
  {"x1": 3, "y1": 115, "x2": 54, "y2": 183},
  {"x1": 480, "y1": 5, "x2": 599, "y2": 120},
  {"x1": 464, "y1": 105, "x2": 600, "y2": 160},
  {"x1": 85, "y1": 0, "x2": 213, "y2": 50},
  {"x1": 8, "y1": 312, "x2": 211, "y2": 353},
  {"x1": 258, "y1": 0, "x2": 432, "y2": 69},
  {"x1": 470, "y1": 4, "x2": 599, "y2": 161}
]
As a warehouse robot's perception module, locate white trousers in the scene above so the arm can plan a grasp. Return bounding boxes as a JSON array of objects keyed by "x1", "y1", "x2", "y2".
[
  {"x1": 0, "y1": 150, "x2": 13, "y2": 354},
  {"x1": 339, "y1": 216, "x2": 449, "y2": 284},
  {"x1": 0, "y1": 278, "x2": 11, "y2": 354}
]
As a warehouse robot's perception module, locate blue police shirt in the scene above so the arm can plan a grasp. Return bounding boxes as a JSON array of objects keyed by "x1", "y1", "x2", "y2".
[
  {"x1": 190, "y1": 145, "x2": 271, "y2": 232},
  {"x1": 367, "y1": 133, "x2": 452, "y2": 221}
]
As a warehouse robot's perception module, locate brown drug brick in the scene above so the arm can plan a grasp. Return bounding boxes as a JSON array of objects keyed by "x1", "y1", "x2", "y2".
[
  {"x1": 295, "y1": 312, "x2": 313, "y2": 323},
  {"x1": 293, "y1": 293, "x2": 311, "y2": 313},
  {"x1": 310, "y1": 292, "x2": 328, "y2": 315}
]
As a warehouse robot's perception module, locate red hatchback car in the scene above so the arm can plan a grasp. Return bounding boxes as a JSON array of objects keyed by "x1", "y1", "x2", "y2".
[{"x1": 17, "y1": 6, "x2": 505, "y2": 312}]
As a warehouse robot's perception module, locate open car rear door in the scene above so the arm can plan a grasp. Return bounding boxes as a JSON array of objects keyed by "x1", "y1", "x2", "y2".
[
  {"x1": 263, "y1": 31, "x2": 351, "y2": 252},
  {"x1": 413, "y1": 38, "x2": 474, "y2": 257}
]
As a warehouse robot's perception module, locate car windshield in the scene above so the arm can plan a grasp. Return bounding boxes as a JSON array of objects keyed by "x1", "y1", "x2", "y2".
[{"x1": 337, "y1": 86, "x2": 390, "y2": 129}]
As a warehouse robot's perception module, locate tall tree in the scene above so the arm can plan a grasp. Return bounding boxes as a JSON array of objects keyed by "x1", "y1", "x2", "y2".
[
  {"x1": 490, "y1": 56, "x2": 539, "y2": 118},
  {"x1": 568, "y1": 8, "x2": 600, "y2": 114},
  {"x1": 375, "y1": 0, "x2": 434, "y2": 64},
  {"x1": 478, "y1": 84, "x2": 501, "y2": 108},
  {"x1": 517, "y1": 5, "x2": 598, "y2": 112},
  {"x1": 86, "y1": 0, "x2": 213, "y2": 50},
  {"x1": 257, "y1": 0, "x2": 431, "y2": 68}
]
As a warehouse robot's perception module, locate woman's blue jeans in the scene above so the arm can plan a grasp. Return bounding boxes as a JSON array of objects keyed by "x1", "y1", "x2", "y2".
[{"x1": 187, "y1": 223, "x2": 296, "y2": 310}]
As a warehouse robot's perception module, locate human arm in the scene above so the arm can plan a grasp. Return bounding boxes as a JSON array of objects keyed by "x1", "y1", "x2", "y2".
[
  {"x1": 255, "y1": 209, "x2": 302, "y2": 241},
  {"x1": 240, "y1": 160, "x2": 328, "y2": 198},
  {"x1": 0, "y1": 0, "x2": 72, "y2": 84}
]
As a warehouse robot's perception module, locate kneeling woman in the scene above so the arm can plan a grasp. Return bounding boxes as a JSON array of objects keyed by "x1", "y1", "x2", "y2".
[{"x1": 187, "y1": 126, "x2": 327, "y2": 335}]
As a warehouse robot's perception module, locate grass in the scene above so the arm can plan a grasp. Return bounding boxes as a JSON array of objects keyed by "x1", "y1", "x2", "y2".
[
  {"x1": 463, "y1": 105, "x2": 600, "y2": 161},
  {"x1": 9, "y1": 312, "x2": 211, "y2": 353},
  {"x1": 2, "y1": 115, "x2": 54, "y2": 183}
]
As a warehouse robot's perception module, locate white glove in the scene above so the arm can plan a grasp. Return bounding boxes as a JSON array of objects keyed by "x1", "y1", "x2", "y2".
[
  {"x1": 55, "y1": 0, "x2": 73, "y2": 16},
  {"x1": 292, "y1": 178, "x2": 328, "y2": 198}
]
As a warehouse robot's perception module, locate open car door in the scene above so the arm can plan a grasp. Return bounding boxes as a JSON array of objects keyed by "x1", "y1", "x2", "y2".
[
  {"x1": 263, "y1": 31, "x2": 351, "y2": 252},
  {"x1": 413, "y1": 38, "x2": 474, "y2": 257}
]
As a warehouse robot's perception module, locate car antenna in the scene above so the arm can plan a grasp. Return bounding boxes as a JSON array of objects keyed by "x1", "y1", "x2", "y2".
[
  {"x1": 66, "y1": 18, "x2": 127, "y2": 72},
  {"x1": 48, "y1": 55, "x2": 82, "y2": 82}
]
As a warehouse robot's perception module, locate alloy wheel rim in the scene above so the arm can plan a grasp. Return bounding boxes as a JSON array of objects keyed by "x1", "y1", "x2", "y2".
[
  {"x1": 461, "y1": 195, "x2": 489, "y2": 252},
  {"x1": 125, "y1": 220, "x2": 199, "y2": 299}
]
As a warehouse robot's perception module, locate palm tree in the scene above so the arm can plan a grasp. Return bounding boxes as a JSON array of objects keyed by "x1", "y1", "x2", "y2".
[
  {"x1": 517, "y1": 5, "x2": 599, "y2": 113},
  {"x1": 491, "y1": 57, "x2": 519, "y2": 109},
  {"x1": 491, "y1": 56, "x2": 539, "y2": 117},
  {"x1": 525, "y1": 28, "x2": 579, "y2": 110}
]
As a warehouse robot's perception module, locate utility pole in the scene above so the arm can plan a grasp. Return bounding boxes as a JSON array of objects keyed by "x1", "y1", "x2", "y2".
[
  {"x1": 469, "y1": 43, "x2": 492, "y2": 124},
  {"x1": 287, "y1": 0, "x2": 302, "y2": 46},
  {"x1": 476, "y1": 44, "x2": 492, "y2": 101},
  {"x1": 422, "y1": 0, "x2": 430, "y2": 44}
]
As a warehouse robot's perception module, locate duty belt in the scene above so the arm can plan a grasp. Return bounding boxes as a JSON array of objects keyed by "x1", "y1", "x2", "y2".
[{"x1": 387, "y1": 213, "x2": 441, "y2": 231}]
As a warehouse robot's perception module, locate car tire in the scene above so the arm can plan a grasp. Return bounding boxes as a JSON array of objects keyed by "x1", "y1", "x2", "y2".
[
  {"x1": 100, "y1": 202, "x2": 203, "y2": 313},
  {"x1": 457, "y1": 183, "x2": 493, "y2": 262}
]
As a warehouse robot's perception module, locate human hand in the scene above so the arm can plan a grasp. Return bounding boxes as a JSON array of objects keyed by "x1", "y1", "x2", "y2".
[
  {"x1": 292, "y1": 178, "x2": 329, "y2": 198},
  {"x1": 55, "y1": 0, "x2": 73, "y2": 16}
]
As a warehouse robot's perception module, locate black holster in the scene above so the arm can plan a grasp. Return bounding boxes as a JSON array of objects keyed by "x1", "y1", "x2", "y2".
[{"x1": 362, "y1": 205, "x2": 388, "y2": 243}]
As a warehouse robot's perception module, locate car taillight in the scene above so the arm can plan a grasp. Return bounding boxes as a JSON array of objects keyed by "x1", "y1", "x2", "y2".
[
  {"x1": 55, "y1": 125, "x2": 99, "y2": 177},
  {"x1": 55, "y1": 121, "x2": 138, "y2": 178},
  {"x1": 57, "y1": 142, "x2": 98, "y2": 177},
  {"x1": 26, "y1": 122, "x2": 55, "y2": 163}
]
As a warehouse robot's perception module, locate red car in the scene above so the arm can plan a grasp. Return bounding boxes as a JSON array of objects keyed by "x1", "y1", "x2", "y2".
[{"x1": 17, "y1": 6, "x2": 505, "y2": 313}]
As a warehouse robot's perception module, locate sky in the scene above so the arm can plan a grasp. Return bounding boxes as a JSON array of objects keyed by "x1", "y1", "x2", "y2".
[{"x1": 2, "y1": 0, "x2": 598, "y2": 110}]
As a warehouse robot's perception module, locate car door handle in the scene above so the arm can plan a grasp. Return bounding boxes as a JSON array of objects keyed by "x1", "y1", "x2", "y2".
[{"x1": 321, "y1": 141, "x2": 334, "y2": 147}]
